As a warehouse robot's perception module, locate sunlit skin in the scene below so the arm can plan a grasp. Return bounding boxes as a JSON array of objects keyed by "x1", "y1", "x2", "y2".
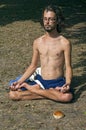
[
  {"x1": 43, "y1": 11, "x2": 57, "y2": 32},
  {"x1": 9, "y1": 10, "x2": 73, "y2": 102}
]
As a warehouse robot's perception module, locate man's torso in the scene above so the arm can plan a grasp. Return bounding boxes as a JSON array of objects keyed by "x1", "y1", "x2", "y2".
[{"x1": 36, "y1": 35, "x2": 66, "y2": 80}]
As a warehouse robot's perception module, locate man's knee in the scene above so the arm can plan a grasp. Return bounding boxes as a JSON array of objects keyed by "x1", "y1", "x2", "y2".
[
  {"x1": 55, "y1": 93, "x2": 73, "y2": 103},
  {"x1": 62, "y1": 93, "x2": 73, "y2": 102},
  {"x1": 9, "y1": 91, "x2": 21, "y2": 101}
]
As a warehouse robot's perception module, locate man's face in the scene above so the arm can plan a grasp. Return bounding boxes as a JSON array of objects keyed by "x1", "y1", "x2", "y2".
[{"x1": 43, "y1": 10, "x2": 57, "y2": 32}]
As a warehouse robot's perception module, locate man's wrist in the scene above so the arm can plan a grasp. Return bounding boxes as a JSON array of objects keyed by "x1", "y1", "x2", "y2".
[
  {"x1": 17, "y1": 80, "x2": 22, "y2": 85},
  {"x1": 65, "y1": 83, "x2": 71, "y2": 89},
  {"x1": 65, "y1": 80, "x2": 71, "y2": 85},
  {"x1": 66, "y1": 83, "x2": 70, "y2": 86}
]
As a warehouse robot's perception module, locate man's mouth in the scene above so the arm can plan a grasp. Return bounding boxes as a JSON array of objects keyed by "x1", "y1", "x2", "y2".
[{"x1": 45, "y1": 25, "x2": 51, "y2": 28}]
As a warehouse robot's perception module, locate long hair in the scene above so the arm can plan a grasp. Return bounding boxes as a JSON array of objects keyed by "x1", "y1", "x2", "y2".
[{"x1": 40, "y1": 5, "x2": 65, "y2": 33}]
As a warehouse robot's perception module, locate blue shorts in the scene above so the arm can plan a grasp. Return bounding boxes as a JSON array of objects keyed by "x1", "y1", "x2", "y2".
[
  {"x1": 34, "y1": 74, "x2": 66, "y2": 89},
  {"x1": 30, "y1": 75, "x2": 73, "y2": 93},
  {"x1": 9, "y1": 74, "x2": 66, "y2": 91}
]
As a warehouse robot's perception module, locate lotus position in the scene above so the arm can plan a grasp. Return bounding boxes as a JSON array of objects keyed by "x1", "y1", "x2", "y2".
[{"x1": 9, "y1": 5, "x2": 73, "y2": 102}]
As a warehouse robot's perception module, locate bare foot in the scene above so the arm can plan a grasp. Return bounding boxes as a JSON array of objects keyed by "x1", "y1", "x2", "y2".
[{"x1": 20, "y1": 83, "x2": 41, "y2": 93}]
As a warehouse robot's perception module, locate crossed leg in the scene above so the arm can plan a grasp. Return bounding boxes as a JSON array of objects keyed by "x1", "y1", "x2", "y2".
[
  {"x1": 9, "y1": 85, "x2": 44, "y2": 101},
  {"x1": 9, "y1": 83, "x2": 73, "y2": 102}
]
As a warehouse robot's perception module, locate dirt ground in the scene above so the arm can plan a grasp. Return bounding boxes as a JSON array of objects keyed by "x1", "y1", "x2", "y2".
[{"x1": 0, "y1": 1, "x2": 86, "y2": 130}]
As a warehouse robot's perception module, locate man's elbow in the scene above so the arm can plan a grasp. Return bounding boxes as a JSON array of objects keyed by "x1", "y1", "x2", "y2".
[{"x1": 30, "y1": 64, "x2": 37, "y2": 71}]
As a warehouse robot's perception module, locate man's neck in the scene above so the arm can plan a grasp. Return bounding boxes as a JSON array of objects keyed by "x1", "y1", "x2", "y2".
[{"x1": 45, "y1": 30, "x2": 60, "y2": 39}]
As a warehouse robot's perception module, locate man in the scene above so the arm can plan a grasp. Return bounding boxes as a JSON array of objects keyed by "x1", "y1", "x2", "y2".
[{"x1": 9, "y1": 5, "x2": 73, "y2": 102}]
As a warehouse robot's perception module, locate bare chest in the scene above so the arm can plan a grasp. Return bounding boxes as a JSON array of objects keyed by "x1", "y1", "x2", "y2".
[{"x1": 38, "y1": 42, "x2": 64, "y2": 58}]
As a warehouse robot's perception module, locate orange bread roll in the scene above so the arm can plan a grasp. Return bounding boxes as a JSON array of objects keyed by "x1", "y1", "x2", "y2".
[{"x1": 53, "y1": 110, "x2": 65, "y2": 119}]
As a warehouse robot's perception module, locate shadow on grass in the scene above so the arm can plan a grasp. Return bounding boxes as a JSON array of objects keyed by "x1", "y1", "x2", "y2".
[
  {"x1": 71, "y1": 48, "x2": 86, "y2": 102},
  {"x1": 0, "y1": 0, "x2": 86, "y2": 103},
  {"x1": 71, "y1": 74, "x2": 86, "y2": 103},
  {"x1": 0, "y1": 0, "x2": 86, "y2": 26}
]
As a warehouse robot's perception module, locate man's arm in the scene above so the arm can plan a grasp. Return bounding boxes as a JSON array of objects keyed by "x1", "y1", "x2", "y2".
[
  {"x1": 18, "y1": 40, "x2": 39, "y2": 84},
  {"x1": 57, "y1": 38, "x2": 73, "y2": 93},
  {"x1": 64, "y1": 39, "x2": 73, "y2": 85},
  {"x1": 10, "y1": 40, "x2": 39, "y2": 90}
]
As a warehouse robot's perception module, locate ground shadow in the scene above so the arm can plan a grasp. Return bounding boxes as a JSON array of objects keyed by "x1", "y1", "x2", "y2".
[
  {"x1": 71, "y1": 74, "x2": 86, "y2": 102},
  {"x1": 0, "y1": 0, "x2": 86, "y2": 27},
  {"x1": 71, "y1": 52, "x2": 86, "y2": 102},
  {"x1": 0, "y1": 0, "x2": 86, "y2": 103}
]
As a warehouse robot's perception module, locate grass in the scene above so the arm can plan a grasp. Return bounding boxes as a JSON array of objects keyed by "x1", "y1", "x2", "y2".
[{"x1": 0, "y1": 0, "x2": 86, "y2": 130}]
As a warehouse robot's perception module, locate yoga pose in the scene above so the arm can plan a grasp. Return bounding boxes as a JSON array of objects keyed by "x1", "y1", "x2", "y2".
[{"x1": 9, "y1": 5, "x2": 73, "y2": 102}]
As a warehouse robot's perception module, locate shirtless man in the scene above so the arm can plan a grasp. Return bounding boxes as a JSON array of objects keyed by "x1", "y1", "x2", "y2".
[{"x1": 9, "y1": 5, "x2": 73, "y2": 102}]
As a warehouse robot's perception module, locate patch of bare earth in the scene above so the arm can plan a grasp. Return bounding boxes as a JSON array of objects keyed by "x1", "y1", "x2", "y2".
[{"x1": 0, "y1": 13, "x2": 86, "y2": 130}]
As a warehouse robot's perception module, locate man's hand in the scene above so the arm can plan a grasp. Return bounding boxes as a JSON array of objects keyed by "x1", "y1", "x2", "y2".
[
  {"x1": 9, "y1": 82, "x2": 21, "y2": 91},
  {"x1": 55, "y1": 84, "x2": 70, "y2": 93},
  {"x1": 61, "y1": 84, "x2": 70, "y2": 93}
]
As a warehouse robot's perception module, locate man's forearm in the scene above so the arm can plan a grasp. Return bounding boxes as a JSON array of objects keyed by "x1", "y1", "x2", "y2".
[
  {"x1": 65, "y1": 67, "x2": 73, "y2": 85},
  {"x1": 18, "y1": 65, "x2": 37, "y2": 84}
]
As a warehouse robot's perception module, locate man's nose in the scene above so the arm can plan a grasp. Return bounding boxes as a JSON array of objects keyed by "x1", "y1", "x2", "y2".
[{"x1": 45, "y1": 19, "x2": 49, "y2": 24}]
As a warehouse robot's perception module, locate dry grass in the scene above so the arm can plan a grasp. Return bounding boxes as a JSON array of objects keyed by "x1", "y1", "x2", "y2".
[{"x1": 0, "y1": 1, "x2": 86, "y2": 130}]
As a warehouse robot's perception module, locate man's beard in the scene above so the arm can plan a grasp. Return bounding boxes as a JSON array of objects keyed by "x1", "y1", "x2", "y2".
[{"x1": 44, "y1": 25, "x2": 55, "y2": 32}]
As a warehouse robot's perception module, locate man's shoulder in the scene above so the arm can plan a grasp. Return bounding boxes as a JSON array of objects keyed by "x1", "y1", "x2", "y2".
[
  {"x1": 60, "y1": 35, "x2": 70, "y2": 46},
  {"x1": 34, "y1": 35, "x2": 45, "y2": 43}
]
